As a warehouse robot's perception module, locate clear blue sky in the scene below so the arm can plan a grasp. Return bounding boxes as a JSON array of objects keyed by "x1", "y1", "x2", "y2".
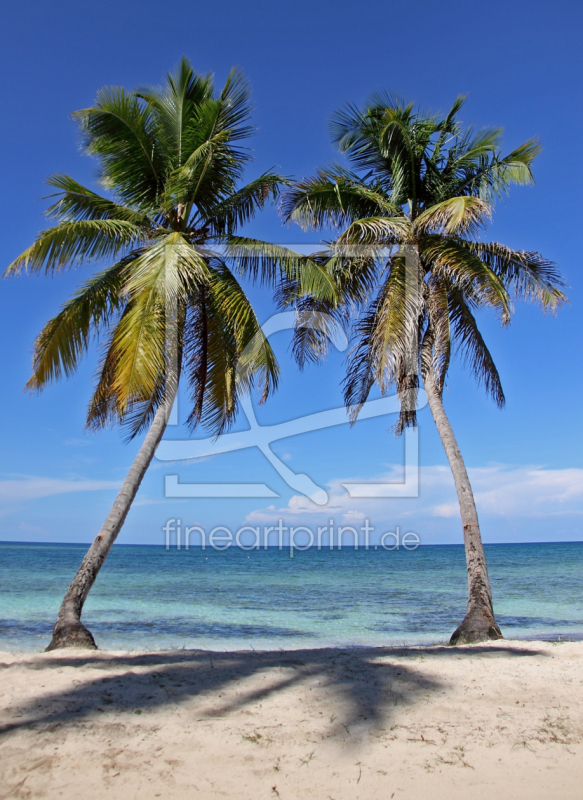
[{"x1": 1, "y1": 0, "x2": 582, "y2": 546}]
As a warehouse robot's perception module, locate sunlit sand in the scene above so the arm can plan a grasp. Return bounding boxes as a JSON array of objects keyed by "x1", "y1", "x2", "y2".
[{"x1": 1, "y1": 640, "x2": 581, "y2": 798}]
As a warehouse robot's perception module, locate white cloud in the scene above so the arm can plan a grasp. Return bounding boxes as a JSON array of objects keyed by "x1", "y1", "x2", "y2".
[
  {"x1": 0, "y1": 476, "x2": 119, "y2": 502},
  {"x1": 432, "y1": 503, "x2": 459, "y2": 518},
  {"x1": 18, "y1": 521, "x2": 48, "y2": 535},
  {"x1": 245, "y1": 464, "x2": 583, "y2": 525},
  {"x1": 468, "y1": 466, "x2": 583, "y2": 516}
]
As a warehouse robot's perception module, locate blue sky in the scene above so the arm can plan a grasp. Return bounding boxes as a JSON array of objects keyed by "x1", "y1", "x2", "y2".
[{"x1": 1, "y1": 0, "x2": 582, "y2": 546}]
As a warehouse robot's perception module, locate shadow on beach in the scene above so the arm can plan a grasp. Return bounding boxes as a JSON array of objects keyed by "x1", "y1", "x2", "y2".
[{"x1": 0, "y1": 642, "x2": 546, "y2": 741}]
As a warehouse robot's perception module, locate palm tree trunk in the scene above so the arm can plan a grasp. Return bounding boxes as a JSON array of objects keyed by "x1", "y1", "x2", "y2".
[
  {"x1": 46, "y1": 392, "x2": 175, "y2": 651},
  {"x1": 424, "y1": 370, "x2": 503, "y2": 645}
]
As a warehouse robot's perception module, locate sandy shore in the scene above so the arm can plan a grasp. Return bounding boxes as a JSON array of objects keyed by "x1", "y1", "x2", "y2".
[{"x1": 0, "y1": 640, "x2": 582, "y2": 799}]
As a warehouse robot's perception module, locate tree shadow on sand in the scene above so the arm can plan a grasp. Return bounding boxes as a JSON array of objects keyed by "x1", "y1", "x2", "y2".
[{"x1": 0, "y1": 643, "x2": 545, "y2": 743}]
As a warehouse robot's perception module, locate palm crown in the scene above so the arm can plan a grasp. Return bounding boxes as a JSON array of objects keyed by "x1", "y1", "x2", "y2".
[
  {"x1": 6, "y1": 58, "x2": 292, "y2": 437},
  {"x1": 281, "y1": 94, "x2": 565, "y2": 430}
]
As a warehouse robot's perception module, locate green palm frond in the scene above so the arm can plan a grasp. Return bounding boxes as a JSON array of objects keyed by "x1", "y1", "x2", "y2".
[
  {"x1": 122, "y1": 232, "x2": 210, "y2": 302},
  {"x1": 227, "y1": 237, "x2": 337, "y2": 302},
  {"x1": 26, "y1": 257, "x2": 132, "y2": 390},
  {"x1": 136, "y1": 59, "x2": 215, "y2": 170},
  {"x1": 44, "y1": 175, "x2": 155, "y2": 226},
  {"x1": 281, "y1": 167, "x2": 401, "y2": 229},
  {"x1": 207, "y1": 173, "x2": 285, "y2": 236},
  {"x1": 447, "y1": 289, "x2": 505, "y2": 407},
  {"x1": 414, "y1": 196, "x2": 491, "y2": 236},
  {"x1": 182, "y1": 289, "x2": 210, "y2": 429},
  {"x1": 217, "y1": 67, "x2": 255, "y2": 140},
  {"x1": 5, "y1": 219, "x2": 145, "y2": 275},
  {"x1": 283, "y1": 90, "x2": 564, "y2": 423},
  {"x1": 370, "y1": 254, "x2": 422, "y2": 383},
  {"x1": 73, "y1": 86, "x2": 162, "y2": 211},
  {"x1": 422, "y1": 237, "x2": 512, "y2": 323},
  {"x1": 107, "y1": 294, "x2": 167, "y2": 416},
  {"x1": 290, "y1": 298, "x2": 347, "y2": 370},
  {"x1": 478, "y1": 139, "x2": 541, "y2": 198},
  {"x1": 432, "y1": 95, "x2": 465, "y2": 152},
  {"x1": 10, "y1": 59, "x2": 289, "y2": 442},
  {"x1": 425, "y1": 275, "x2": 451, "y2": 391},
  {"x1": 209, "y1": 262, "x2": 279, "y2": 405},
  {"x1": 160, "y1": 131, "x2": 231, "y2": 214},
  {"x1": 275, "y1": 250, "x2": 376, "y2": 369},
  {"x1": 160, "y1": 68, "x2": 254, "y2": 216},
  {"x1": 466, "y1": 241, "x2": 566, "y2": 310},
  {"x1": 454, "y1": 138, "x2": 541, "y2": 200},
  {"x1": 105, "y1": 233, "x2": 210, "y2": 417},
  {"x1": 342, "y1": 301, "x2": 381, "y2": 418},
  {"x1": 86, "y1": 303, "x2": 174, "y2": 439},
  {"x1": 343, "y1": 254, "x2": 420, "y2": 424},
  {"x1": 336, "y1": 215, "x2": 409, "y2": 245},
  {"x1": 86, "y1": 335, "x2": 121, "y2": 431},
  {"x1": 183, "y1": 285, "x2": 239, "y2": 436}
]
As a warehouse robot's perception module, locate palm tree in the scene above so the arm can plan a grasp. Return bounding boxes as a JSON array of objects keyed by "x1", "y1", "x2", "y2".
[
  {"x1": 5, "y1": 59, "x2": 326, "y2": 651},
  {"x1": 281, "y1": 94, "x2": 565, "y2": 644}
]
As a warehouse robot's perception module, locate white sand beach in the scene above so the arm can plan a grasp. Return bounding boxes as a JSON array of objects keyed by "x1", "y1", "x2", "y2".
[{"x1": 1, "y1": 640, "x2": 582, "y2": 799}]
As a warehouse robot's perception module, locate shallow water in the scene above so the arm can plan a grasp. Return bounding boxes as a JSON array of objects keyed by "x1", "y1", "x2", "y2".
[{"x1": 1, "y1": 541, "x2": 582, "y2": 652}]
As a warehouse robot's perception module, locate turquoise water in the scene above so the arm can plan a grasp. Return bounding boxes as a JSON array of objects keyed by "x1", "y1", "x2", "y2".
[{"x1": 1, "y1": 542, "x2": 582, "y2": 652}]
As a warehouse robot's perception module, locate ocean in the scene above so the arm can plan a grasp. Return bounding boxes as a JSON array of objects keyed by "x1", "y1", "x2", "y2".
[{"x1": 1, "y1": 541, "x2": 582, "y2": 652}]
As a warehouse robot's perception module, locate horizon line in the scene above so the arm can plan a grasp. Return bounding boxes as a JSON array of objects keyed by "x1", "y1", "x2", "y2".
[{"x1": 1, "y1": 539, "x2": 582, "y2": 548}]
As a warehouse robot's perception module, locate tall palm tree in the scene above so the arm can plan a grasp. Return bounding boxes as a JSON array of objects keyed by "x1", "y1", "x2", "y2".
[
  {"x1": 5, "y1": 59, "x2": 328, "y2": 651},
  {"x1": 281, "y1": 94, "x2": 565, "y2": 644}
]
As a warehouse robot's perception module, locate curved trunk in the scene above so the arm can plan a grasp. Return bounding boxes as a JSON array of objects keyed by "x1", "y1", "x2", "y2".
[
  {"x1": 46, "y1": 392, "x2": 175, "y2": 651},
  {"x1": 424, "y1": 370, "x2": 503, "y2": 645}
]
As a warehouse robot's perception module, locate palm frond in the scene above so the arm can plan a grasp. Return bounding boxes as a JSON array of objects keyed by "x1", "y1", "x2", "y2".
[
  {"x1": 227, "y1": 237, "x2": 337, "y2": 302},
  {"x1": 73, "y1": 86, "x2": 162, "y2": 211},
  {"x1": 283, "y1": 89, "x2": 562, "y2": 425},
  {"x1": 106, "y1": 293, "x2": 167, "y2": 416},
  {"x1": 26, "y1": 258, "x2": 131, "y2": 390},
  {"x1": 175, "y1": 68, "x2": 254, "y2": 212},
  {"x1": 281, "y1": 167, "x2": 400, "y2": 229},
  {"x1": 11, "y1": 61, "x2": 285, "y2": 451},
  {"x1": 342, "y1": 299, "x2": 383, "y2": 420},
  {"x1": 44, "y1": 174, "x2": 156, "y2": 226},
  {"x1": 344, "y1": 254, "x2": 421, "y2": 423},
  {"x1": 211, "y1": 262, "x2": 279, "y2": 403},
  {"x1": 136, "y1": 58, "x2": 214, "y2": 170},
  {"x1": 101, "y1": 233, "x2": 208, "y2": 417},
  {"x1": 207, "y1": 172, "x2": 285, "y2": 236},
  {"x1": 86, "y1": 335, "x2": 121, "y2": 430},
  {"x1": 123, "y1": 232, "x2": 210, "y2": 305},
  {"x1": 120, "y1": 381, "x2": 167, "y2": 440},
  {"x1": 466, "y1": 241, "x2": 566, "y2": 310},
  {"x1": 336, "y1": 215, "x2": 409, "y2": 245},
  {"x1": 290, "y1": 299, "x2": 347, "y2": 370},
  {"x1": 455, "y1": 138, "x2": 541, "y2": 200},
  {"x1": 414, "y1": 196, "x2": 492, "y2": 236},
  {"x1": 447, "y1": 289, "x2": 505, "y2": 407},
  {"x1": 5, "y1": 220, "x2": 144, "y2": 275},
  {"x1": 425, "y1": 275, "x2": 451, "y2": 391},
  {"x1": 423, "y1": 237, "x2": 512, "y2": 322},
  {"x1": 183, "y1": 284, "x2": 238, "y2": 436}
]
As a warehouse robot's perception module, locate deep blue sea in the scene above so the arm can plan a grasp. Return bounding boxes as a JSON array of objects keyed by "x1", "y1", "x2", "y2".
[{"x1": 1, "y1": 542, "x2": 582, "y2": 652}]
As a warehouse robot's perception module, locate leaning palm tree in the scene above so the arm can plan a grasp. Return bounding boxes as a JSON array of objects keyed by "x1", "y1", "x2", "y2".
[
  {"x1": 5, "y1": 59, "x2": 328, "y2": 651},
  {"x1": 281, "y1": 94, "x2": 565, "y2": 644}
]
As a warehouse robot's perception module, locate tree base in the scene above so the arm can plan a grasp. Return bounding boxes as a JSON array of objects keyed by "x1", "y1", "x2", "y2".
[
  {"x1": 45, "y1": 622, "x2": 98, "y2": 651},
  {"x1": 449, "y1": 610, "x2": 503, "y2": 645}
]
